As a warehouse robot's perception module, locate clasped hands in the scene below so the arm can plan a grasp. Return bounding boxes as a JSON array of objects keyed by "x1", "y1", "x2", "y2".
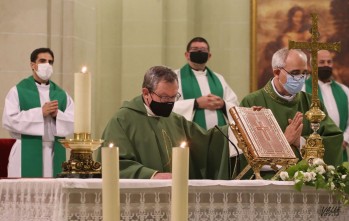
[
  {"x1": 196, "y1": 94, "x2": 224, "y2": 110},
  {"x1": 252, "y1": 106, "x2": 303, "y2": 148},
  {"x1": 42, "y1": 100, "x2": 58, "y2": 118}
]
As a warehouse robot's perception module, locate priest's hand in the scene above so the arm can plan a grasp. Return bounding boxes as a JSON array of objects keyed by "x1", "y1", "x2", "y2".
[
  {"x1": 196, "y1": 94, "x2": 224, "y2": 110},
  {"x1": 42, "y1": 100, "x2": 58, "y2": 117},
  {"x1": 251, "y1": 106, "x2": 264, "y2": 111},
  {"x1": 152, "y1": 172, "x2": 172, "y2": 179},
  {"x1": 284, "y1": 112, "x2": 303, "y2": 147}
]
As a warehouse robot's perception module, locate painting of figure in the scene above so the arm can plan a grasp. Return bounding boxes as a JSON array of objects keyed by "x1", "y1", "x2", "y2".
[{"x1": 251, "y1": 0, "x2": 349, "y2": 90}]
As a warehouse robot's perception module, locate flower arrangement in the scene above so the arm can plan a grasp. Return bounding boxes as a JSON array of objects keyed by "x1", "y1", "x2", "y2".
[{"x1": 278, "y1": 158, "x2": 349, "y2": 204}]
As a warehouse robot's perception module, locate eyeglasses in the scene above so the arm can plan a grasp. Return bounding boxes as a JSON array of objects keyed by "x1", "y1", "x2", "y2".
[
  {"x1": 189, "y1": 47, "x2": 209, "y2": 53},
  {"x1": 280, "y1": 67, "x2": 308, "y2": 81},
  {"x1": 150, "y1": 91, "x2": 181, "y2": 102}
]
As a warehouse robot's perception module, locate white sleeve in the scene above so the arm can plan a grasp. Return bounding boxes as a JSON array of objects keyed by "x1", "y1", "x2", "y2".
[
  {"x1": 55, "y1": 92, "x2": 74, "y2": 137},
  {"x1": 341, "y1": 84, "x2": 349, "y2": 143},
  {"x1": 216, "y1": 73, "x2": 239, "y2": 124},
  {"x1": 2, "y1": 86, "x2": 44, "y2": 136},
  {"x1": 172, "y1": 69, "x2": 195, "y2": 121}
]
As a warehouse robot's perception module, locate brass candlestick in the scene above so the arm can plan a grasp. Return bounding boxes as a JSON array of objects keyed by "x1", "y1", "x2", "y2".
[{"x1": 58, "y1": 133, "x2": 103, "y2": 178}]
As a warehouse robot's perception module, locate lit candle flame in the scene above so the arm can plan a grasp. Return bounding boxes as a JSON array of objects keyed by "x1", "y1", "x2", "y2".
[
  {"x1": 180, "y1": 142, "x2": 187, "y2": 148},
  {"x1": 81, "y1": 66, "x2": 87, "y2": 73},
  {"x1": 108, "y1": 143, "x2": 114, "y2": 148}
]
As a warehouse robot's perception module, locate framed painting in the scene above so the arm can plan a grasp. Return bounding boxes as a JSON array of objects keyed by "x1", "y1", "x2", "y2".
[{"x1": 250, "y1": 0, "x2": 349, "y2": 91}]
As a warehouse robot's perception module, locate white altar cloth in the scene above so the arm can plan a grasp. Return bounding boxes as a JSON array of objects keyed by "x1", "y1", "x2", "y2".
[{"x1": 0, "y1": 179, "x2": 348, "y2": 221}]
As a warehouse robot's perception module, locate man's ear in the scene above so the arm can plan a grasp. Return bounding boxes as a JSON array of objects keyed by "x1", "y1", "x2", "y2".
[
  {"x1": 273, "y1": 69, "x2": 281, "y2": 77},
  {"x1": 184, "y1": 51, "x2": 190, "y2": 61},
  {"x1": 142, "y1": 88, "x2": 152, "y2": 100},
  {"x1": 30, "y1": 62, "x2": 36, "y2": 71},
  {"x1": 207, "y1": 52, "x2": 212, "y2": 61}
]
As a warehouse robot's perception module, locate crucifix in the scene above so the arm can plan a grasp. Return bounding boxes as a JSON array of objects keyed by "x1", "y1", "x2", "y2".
[
  {"x1": 255, "y1": 120, "x2": 271, "y2": 141},
  {"x1": 288, "y1": 13, "x2": 341, "y2": 161}
]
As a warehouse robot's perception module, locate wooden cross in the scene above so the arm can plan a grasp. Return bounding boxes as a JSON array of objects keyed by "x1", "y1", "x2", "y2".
[{"x1": 288, "y1": 13, "x2": 341, "y2": 107}]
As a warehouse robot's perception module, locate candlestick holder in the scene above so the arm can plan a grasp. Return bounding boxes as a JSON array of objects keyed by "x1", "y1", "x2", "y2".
[{"x1": 58, "y1": 133, "x2": 103, "y2": 178}]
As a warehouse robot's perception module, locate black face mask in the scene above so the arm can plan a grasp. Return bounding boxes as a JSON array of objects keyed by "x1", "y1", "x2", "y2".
[
  {"x1": 318, "y1": 66, "x2": 332, "y2": 80},
  {"x1": 190, "y1": 51, "x2": 209, "y2": 64},
  {"x1": 149, "y1": 100, "x2": 174, "y2": 117}
]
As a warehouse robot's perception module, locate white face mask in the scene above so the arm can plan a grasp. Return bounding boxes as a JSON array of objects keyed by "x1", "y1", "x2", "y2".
[{"x1": 36, "y1": 63, "x2": 53, "y2": 81}]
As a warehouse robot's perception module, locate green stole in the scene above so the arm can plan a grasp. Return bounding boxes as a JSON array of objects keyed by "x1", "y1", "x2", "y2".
[
  {"x1": 180, "y1": 64, "x2": 225, "y2": 129},
  {"x1": 305, "y1": 77, "x2": 348, "y2": 160},
  {"x1": 16, "y1": 76, "x2": 67, "y2": 177}
]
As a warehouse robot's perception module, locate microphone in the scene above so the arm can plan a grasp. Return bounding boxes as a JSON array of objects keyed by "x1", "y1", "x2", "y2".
[{"x1": 214, "y1": 125, "x2": 241, "y2": 179}]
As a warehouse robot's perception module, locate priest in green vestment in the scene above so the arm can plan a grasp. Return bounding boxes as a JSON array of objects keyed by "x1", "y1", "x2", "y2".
[
  {"x1": 241, "y1": 48, "x2": 343, "y2": 167},
  {"x1": 102, "y1": 66, "x2": 232, "y2": 179}
]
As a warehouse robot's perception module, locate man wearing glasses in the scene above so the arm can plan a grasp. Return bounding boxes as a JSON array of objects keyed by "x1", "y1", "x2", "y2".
[
  {"x1": 172, "y1": 37, "x2": 239, "y2": 130},
  {"x1": 102, "y1": 66, "x2": 232, "y2": 179},
  {"x1": 240, "y1": 48, "x2": 343, "y2": 166}
]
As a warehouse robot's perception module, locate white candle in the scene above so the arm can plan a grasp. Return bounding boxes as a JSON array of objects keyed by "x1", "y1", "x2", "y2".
[
  {"x1": 102, "y1": 143, "x2": 120, "y2": 221},
  {"x1": 171, "y1": 142, "x2": 189, "y2": 221},
  {"x1": 74, "y1": 66, "x2": 91, "y2": 133}
]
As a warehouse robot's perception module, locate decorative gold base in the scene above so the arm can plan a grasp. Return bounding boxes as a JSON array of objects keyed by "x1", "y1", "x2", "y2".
[
  {"x1": 302, "y1": 104, "x2": 326, "y2": 162},
  {"x1": 230, "y1": 124, "x2": 298, "y2": 180},
  {"x1": 58, "y1": 133, "x2": 103, "y2": 178},
  {"x1": 301, "y1": 132, "x2": 325, "y2": 161}
]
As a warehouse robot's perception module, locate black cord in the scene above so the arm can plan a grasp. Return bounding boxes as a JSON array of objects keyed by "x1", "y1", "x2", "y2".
[{"x1": 214, "y1": 125, "x2": 241, "y2": 178}]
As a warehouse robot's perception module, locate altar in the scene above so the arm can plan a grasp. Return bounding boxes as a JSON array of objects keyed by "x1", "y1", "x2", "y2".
[{"x1": 0, "y1": 178, "x2": 348, "y2": 221}]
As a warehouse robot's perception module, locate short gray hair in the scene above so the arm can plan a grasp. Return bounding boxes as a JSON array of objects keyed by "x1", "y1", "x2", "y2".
[
  {"x1": 142, "y1": 66, "x2": 178, "y2": 91},
  {"x1": 271, "y1": 48, "x2": 307, "y2": 70}
]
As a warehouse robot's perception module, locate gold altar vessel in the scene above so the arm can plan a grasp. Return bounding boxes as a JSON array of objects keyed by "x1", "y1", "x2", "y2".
[
  {"x1": 58, "y1": 133, "x2": 103, "y2": 178},
  {"x1": 289, "y1": 13, "x2": 341, "y2": 162}
]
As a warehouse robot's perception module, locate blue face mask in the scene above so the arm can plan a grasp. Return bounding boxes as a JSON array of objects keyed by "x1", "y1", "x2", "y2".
[{"x1": 282, "y1": 74, "x2": 305, "y2": 95}]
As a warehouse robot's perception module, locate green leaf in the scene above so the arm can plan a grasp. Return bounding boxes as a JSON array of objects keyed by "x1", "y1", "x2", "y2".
[
  {"x1": 316, "y1": 175, "x2": 327, "y2": 189},
  {"x1": 287, "y1": 160, "x2": 308, "y2": 177},
  {"x1": 342, "y1": 162, "x2": 349, "y2": 170},
  {"x1": 294, "y1": 180, "x2": 304, "y2": 192}
]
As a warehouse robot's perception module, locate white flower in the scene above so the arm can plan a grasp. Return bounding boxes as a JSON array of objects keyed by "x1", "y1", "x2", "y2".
[
  {"x1": 309, "y1": 172, "x2": 317, "y2": 181},
  {"x1": 342, "y1": 175, "x2": 347, "y2": 180},
  {"x1": 280, "y1": 171, "x2": 289, "y2": 181},
  {"x1": 327, "y1": 165, "x2": 335, "y2": 171},
  {"x1": 303, "y1": 172, "x2": 312, "y2": 182},
  {"x1": 313, "y1": 158, "x2": 325, "y2": 166},
  {"x1": 315, "y1": 165, "x2": 326, "y2": 175},
  {"x1": 295, "y1": 179, "x2": 301, "y2": 184}
]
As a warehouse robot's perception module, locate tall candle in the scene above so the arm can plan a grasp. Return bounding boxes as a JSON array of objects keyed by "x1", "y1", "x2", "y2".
[
  {"x1": 102, "y1": 143, "x2": 120, "y2": 221},
  {"x1": 74, "y1": 66, "x2": 91, "y2": 133},
  {"x1": 171, "y1": 142, "x2": 189, "y2": 221}
]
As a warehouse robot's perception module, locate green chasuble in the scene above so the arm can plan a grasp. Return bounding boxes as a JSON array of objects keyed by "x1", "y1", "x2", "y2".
[
  {"x1": 180, "y1": 64, "x2": 226, "y2": 129},
  {"x1": 101, "y1": 95, "x2": 231, "y2": 179},
  {"x1": 240, "y1": 80, "x2": 343, "y2": 167},
  {"x1": 16, "y1": 76, "x2": 67, "y2": 177}
]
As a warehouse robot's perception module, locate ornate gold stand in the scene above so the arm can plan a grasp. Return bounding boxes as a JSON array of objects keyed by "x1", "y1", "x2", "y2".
[
  {"x1": 230, "y1": 124, "x2": 298, "y2": 180},
  {"x1": 58, "y1": 133, "x2": 103, "y2": 178},
  {"x1": 301, "y1": 101, "x2": 326, "y2": 161}
]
